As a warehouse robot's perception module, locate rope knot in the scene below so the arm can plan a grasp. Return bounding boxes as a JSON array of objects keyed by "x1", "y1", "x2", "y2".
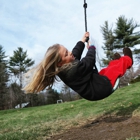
[{"x1": 83, "y1": 3, "x2": 87, "y2": 8}]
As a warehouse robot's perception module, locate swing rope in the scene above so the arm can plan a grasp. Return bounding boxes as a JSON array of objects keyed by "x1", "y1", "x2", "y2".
[
  {"x1": 83, "y1": 0, "x2": 89, "y2": 42},
  {"x1": 83, "y1": 0, "x2": 119, "y2": 92},
  {"x1": 83, "y1": 0, "x2": 88, "y2": 32}
]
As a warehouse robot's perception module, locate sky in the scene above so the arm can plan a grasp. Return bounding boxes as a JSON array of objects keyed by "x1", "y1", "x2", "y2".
[{"x1": 0, "y1": 0, "x2": 140, "y2": 89}]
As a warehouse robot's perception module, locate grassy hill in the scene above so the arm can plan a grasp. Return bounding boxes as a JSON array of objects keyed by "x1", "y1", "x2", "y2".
[{"x1": 0, "y1": 82, "x2": 140, "y2": 140}]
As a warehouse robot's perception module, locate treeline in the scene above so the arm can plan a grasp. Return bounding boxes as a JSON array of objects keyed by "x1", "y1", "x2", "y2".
[{"x1": 1, "y1": 15, "x2": 140, "y2": 110}]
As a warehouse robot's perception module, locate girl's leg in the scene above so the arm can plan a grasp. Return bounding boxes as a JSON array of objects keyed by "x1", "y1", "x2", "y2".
[{"x1": 99, "y1": 56, "x2": 132, "y2": 87}]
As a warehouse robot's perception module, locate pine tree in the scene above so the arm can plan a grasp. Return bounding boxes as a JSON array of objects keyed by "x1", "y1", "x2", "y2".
[
  {"x1": 9, "y1": 47, "x2": 34, "y2": 107},
  {"x1": 9, "y1": 47, "x2": 34, "y2": 88},
  {"x1": 101, "y1": 21, "x2": 115, "y2": 66},
  {"x1": 101, "y1": 15, "x2": 140, "y2": 66},
  {"x1": 0, "y1": 45, "x2": 9, "y2": 110},
  {"x1": 114, "y1": 15, "x2": 140, "y2": 48}
]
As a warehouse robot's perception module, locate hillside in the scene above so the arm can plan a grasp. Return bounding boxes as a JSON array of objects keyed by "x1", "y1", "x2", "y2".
[{"x1": 0, "y1": 82, "x2": 140, "y2": 140}]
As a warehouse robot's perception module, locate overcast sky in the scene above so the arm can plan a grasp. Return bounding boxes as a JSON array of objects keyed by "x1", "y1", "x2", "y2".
[
  {"x1": 1, "y1": 0, "x2": 140, "y2": 90},
  {"x1": 1, "y1": 0, "x2": 140, "y2": 65}
]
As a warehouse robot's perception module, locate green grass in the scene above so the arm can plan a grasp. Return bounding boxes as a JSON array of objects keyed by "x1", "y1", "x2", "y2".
[
  {"x1": 126, "y1": 138, "x2": 140, "y2": 140},
  {"x1": 0, "y1": 82, "x2": 140, "y2": 140}
]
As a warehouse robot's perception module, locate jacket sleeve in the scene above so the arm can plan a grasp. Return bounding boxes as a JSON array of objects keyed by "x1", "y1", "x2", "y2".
[
  {"x1": 72, "y1": 41, "x2": 85, "y2": 60},
  {"x1": 77, "y1": 47, "x2": 96, "y2": 76}
]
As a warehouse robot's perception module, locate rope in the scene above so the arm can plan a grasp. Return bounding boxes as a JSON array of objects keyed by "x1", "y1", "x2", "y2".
[
  {"x1": 83, "y1": 0, "x2": 89, "y2": 42},
  {"x1": 83, "y1": 0, "x2": 88, "y2": 32}
]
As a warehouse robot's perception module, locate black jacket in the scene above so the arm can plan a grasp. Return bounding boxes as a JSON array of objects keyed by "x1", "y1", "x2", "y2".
[{"x1": 58, "y1": 41, "x2": 113, "y2": 101}]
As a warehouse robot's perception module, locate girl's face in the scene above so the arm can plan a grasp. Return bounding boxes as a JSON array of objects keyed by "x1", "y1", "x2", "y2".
[{"x1": 58, "y1": 45, "x2": 75, "y2": 67}]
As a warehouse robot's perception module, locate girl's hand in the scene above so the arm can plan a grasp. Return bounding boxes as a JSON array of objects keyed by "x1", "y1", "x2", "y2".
[{"x1": 81, "y1": 32, "x2": 90, "y2": 43}]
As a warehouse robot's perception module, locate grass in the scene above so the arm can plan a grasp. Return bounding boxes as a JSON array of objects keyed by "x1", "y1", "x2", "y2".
[
  {"x1": 126, "y1": 138, "x2": 140, "y2": 140},
  {"x1": 0, "y1": 82, "x2": 140, "y2": 140}
]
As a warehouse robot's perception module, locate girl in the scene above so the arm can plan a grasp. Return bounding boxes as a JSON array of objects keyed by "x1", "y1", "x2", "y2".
[{"x1": 23, "y1": 32, "x2": 133, "y2": 101}]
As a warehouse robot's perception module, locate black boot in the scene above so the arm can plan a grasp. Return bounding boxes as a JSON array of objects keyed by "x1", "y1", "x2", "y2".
[{"x1": 123, "y1": 47, "x2": 133, "y2": 65}]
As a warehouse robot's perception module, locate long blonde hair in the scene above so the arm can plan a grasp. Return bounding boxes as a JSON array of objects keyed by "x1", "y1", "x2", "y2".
[{"x1": 23, "y1": 44, "x2": 62, "y2": 93}]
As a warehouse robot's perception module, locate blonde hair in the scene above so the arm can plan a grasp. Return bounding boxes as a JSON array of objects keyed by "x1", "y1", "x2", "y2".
[{"x1": 23, "y1": 44, "x2": 62, "y2": 93}]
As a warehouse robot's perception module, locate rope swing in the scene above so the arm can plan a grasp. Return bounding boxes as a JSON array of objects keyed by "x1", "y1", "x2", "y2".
[
  {"x1": 83, "y1": 0, "x2": 89, "y2": 42},
  {"x1": 83, "y1": 0, "x2": 88, "y2": 32}
]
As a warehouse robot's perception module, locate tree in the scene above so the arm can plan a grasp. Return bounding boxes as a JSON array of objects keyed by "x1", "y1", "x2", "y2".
[
  {"x1": 101, "y1": 21, "x2": 115, "y2": 66},
  {"x1": 60, "y1": 84, "x2": 72, "y2": 101},
  {"x1": 114, "y1": 16, "x2": 140, "y2": 48},
  {"x1": 8, "y1": 82, "x2": 22, "y2": 108},
  {"x1": 101, "y1": 15, "x2": 140, "y2": 66},
  {"x1": 46, "y1": 88, "x2": 60, "y2": 104},
  {"x1": 0, "y1": 45, "x2": 9, "y2": 110},
  {"x1": 9, "y1": 47, "x2": 34, "y2": 88},
  {"x1": 9, "y1": 47, "x2": 34, "y2": 107}
]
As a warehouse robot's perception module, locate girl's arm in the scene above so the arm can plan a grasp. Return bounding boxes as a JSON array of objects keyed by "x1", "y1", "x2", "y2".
[
  {"x1": 77, "y1": 46, "x2": 96, "y2": 75},
  {"x1": 72, "y1": 32, "x2": 89, "y2": 60},
  {"x1": 72, "y1": 41, "x2": 85, "y2": 60}
]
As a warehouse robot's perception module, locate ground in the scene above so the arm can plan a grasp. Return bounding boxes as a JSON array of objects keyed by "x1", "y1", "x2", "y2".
[{"x1": 48, "y1": 116, "x2": 140, "y2": 140}]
